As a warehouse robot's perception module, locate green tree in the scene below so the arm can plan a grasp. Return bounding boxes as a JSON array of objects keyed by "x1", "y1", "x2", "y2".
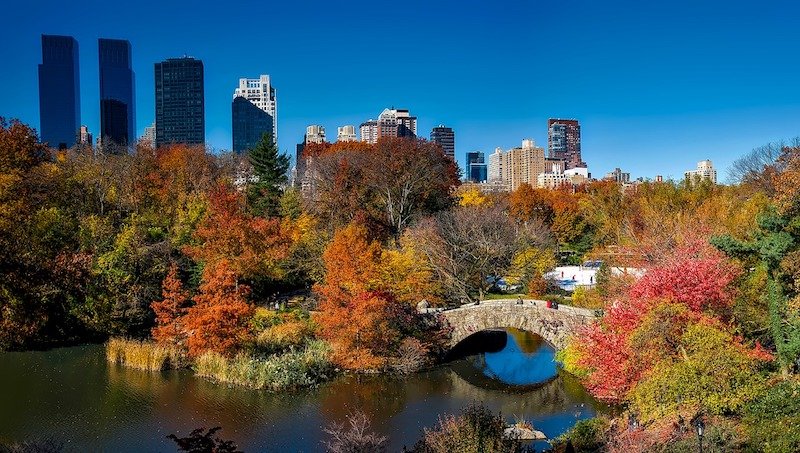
[{"x1": 247, "y1": 133, "x2": 289, "y2": 217}]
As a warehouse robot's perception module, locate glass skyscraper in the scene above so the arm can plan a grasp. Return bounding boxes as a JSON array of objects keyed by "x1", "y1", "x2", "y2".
[
  {"x1": 232, "y1": 96, "x2": 274, "y2": 153},
  {"x1": 430, "y1": 125, "x2": 455, "y2": 160},
  {"x1": 38, "y1": 35, "x2": 80, "y2": 150},
  {"x1": 466, "y1": 151, "x2": 487, "y2": 182},
  {"x1": 154, "y1": 57, "x2": 205, "y2": 147},
  {"x1": 99, "y1": 38, "x2": 135, "y2": 148}
]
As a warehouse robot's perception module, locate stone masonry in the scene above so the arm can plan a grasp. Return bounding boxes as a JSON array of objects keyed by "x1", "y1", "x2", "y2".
[{"x1": 426, "y1": 299, "x2": 598, "y2": 350}]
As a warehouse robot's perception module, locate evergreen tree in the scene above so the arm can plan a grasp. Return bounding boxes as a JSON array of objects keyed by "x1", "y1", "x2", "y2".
[{"x1": 247, "y1": 133, "x2": 290, "y2": 217}]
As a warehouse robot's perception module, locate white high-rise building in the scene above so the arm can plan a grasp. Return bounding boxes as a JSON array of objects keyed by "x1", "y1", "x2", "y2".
[
  {"x1": 305, "y1": 125, "x2": 326, "y2": 144},
  {"x1": 337, "y1": 125, "x2": 357, "y2": 142},
  {"x1": 360, "y1": 119, "x2": 378, "y2": 144},
  {"x1": 233, "y1": 75, "x2": 277, "y2": 142},
  {"x1": 685, "y1": 159, "x2": 717, "y2": 184},
  {"x1": 140, "y1": 122, "x2": 156, "y2": 149}
]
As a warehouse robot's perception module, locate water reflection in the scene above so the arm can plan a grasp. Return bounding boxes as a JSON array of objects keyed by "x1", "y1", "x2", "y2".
[{"x1": 0, "y1": 334, "x2": 606, "y2": 452}]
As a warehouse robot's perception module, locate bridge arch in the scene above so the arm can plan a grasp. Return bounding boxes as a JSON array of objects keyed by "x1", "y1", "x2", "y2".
[{"x1": 427, "y1": 299, "x2": 598, "y2": 350}]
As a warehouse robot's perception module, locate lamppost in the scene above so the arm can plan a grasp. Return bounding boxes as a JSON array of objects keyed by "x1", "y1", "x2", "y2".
[{"x1": 693, "y1": 416, "x2": 705, "y2": 453}]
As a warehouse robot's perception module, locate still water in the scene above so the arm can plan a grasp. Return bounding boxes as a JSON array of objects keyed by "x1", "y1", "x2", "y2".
[{"x1": 0, "y1": 329, "x2": 605, "y2": 452}]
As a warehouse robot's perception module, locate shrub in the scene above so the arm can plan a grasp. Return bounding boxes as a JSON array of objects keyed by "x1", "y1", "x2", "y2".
[
  {"x1": 571, "y1": 286, "x2": 603, "y2": 309},
  {"x1": 551, "y1": 417, "x2": 610, "y2": 452},
  {"x1": 105, "y1": 337, "x2": 187, "y2": 371},
  {"x1": 323, "y1": 411, "x2": 387, "y2": 453},
  {"x1": 194, "y1": 340, "x2": 333, "y2": 390},
  {"x1": 392, "y1": 337, "x2": 431, "y2": 374},
  {"x1": 406, "y1": 404, "x2": 531, "y2": 453},
  {"x1": 0, "y1": 438, "x2": 64, "y2": 453}
]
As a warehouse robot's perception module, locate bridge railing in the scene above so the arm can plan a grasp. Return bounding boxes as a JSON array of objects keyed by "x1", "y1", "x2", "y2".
[{"x1": 419, "y1": 298, "x2": 599, "y2": 318}]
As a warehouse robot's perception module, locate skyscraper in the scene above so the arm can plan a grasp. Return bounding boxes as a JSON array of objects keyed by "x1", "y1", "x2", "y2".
[
  {"x1": 99, "y1": 38, "x2": 135, "y2": 148},
  {"x1": 466, "y1": 151, "x2": 487, "y2": 182},
  {"x1": 547, "y1": 119, "x2": 584, "y2": 169},
  {"x1": 232, "y1": 75, "x2": 277, "y2": 152},
  {"x1": 38, "y1": 35, "x2": 80, "y2": 150},
  {"x1": 377, "y1": 108, "x2": 417, "y2": 140},
  {"x1": 78, "y1": 125, "x2": 92, "y2": 147},
  {"x1": 232, "y1": 96, "x2": 273, "y2": 153},
  {"x1": 486, "y1": 139, "x2": 547, "y2": 191},
  {"x1": 430, "y1": 125, "x2": 455, "y2": 160},
  {"x1": 305, "y1": 125, "x2": 326, "y2": 144},
  {"x1": 155, "y1": 57, "x2": 205, "y2": 147},
  {"x1": 337, "y1": 125, "x2": 357, "y2": 142},
  {"x1": 140, "y1": 122, "x2": 156, "y2": 149}
]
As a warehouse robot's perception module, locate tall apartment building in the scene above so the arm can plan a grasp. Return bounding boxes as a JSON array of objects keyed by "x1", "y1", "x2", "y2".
[
  {"x1": 305, "y1": 125, "x2": 326, "y2": 144},
  {"x1": 99, "y1": 38, "x2": 135, "y2": 148},
  {"x1": 604, "y1": 167, "x2": 631, "y2": 184},
  {"x1": 337, "y1": 125, "x2": 357, "y2": 142},
  {"x1": 377, "y1": 108, "x2": 417, "y2": 139},
  {"x1": 359, "y1": 119, "x2": 378, "y2": 144},
  {"x1": 38, "y1": 35, "x2": 80, "y2": 150},
  {"x1": 548, "y1": 119, "x2": 585, "y2": 169},
  {"x1": 232, "y1": 75, "x2": 277, "y2": 150},
  {"x1": 154, "y1": 57, "x2": 205, "y2": 147},
  {"x1": 430, "y1": 125, "x2": 455, "y2": 160},
  {"x1": 140, "y1": 122, "x2": 156, "y2": 149},
  {"x1": 78, "y1": 125, "x2": 92, "y2": 147},
  {"x1": 685, "y1": 160, "x2": 717, "y2": 184},
  {"x1": 487, "y1": 139, "x2": 546, "y2": 191}
]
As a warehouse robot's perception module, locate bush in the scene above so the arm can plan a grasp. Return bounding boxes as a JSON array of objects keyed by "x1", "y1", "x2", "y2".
[
  {"x1": 167, "y1": 427, "x2": 241, "y2": 453},
  {"x1": 406, "y1": 404, "x2": 532, "y2": 453},
  {"x1": 105, "y1": 337, "x2": 187, "y2": 371},
  {"x1": 743, "y1": 380, "x2": 800, "y2": 452},
  {"x1": 323, "y1": 411, "x2": 387, "y2": 453},
  {"x1": 570, "y1": 287, "x2": 604, "y2": 309},
  {"x1": 551, "y1": 417, "x2": 609, "y2": 452},
  {"x1": 194, "y1": 339, "x2": 333, "y2": 390},
  {"x1": 392, "y1": 337, "x2": 431, "y2": 374},
  {"x1": 0, "y1": 439, "x2": 64, "y2": 453}
]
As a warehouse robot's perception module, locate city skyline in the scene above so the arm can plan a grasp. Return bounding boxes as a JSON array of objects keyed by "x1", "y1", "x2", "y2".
[{"x1": 2, "y1": 0, "x2": 800, "y2": 180}]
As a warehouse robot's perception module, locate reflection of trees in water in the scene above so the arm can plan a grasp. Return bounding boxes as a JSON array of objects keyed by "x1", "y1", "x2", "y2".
[{"x1": 506, "y1": 327, "x2": 544, "y2": 354}]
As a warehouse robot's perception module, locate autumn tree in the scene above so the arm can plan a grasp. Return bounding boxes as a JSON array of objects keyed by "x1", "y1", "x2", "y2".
[
  {"x1": 151, "y1": 264, "x2": 190, "y2": 346},
  {"x1": 247, "y1": 133, "x2": 290, "y2": 217},
  {"x1": 411, "y1": 204, "x2": 551, "y2": 303},
  {"x1": 183, "y1": 260, "x2": 254, "y2": 358},
  {"x1": 305, "y1": 137, "x2": 459, "y2": 236}
]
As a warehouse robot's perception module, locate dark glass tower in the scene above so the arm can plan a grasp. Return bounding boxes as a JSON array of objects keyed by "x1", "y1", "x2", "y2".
[
  {"x1": 232, "y1": 96, "x2": 274, "y2": 153},
  {"x1": 154, "y1": 57, "x2": 205, "y2": 147},
  {"x1": 430, "y1": 125, "x2": 455, "y2": 160},
  {"x1": 38, "y1": 35, "x2": 80, "y2": 150},
  {"x1": 466, "y1": 151, "x2": 487, "y2": 182},
  {"x1": 99, "y1": 38, "x2": 135, "y2": 148}
]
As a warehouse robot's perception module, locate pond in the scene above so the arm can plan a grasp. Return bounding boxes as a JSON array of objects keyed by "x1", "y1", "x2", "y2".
[{"x1": 0, "y1": 329, "x2": 606, "y2": 452}]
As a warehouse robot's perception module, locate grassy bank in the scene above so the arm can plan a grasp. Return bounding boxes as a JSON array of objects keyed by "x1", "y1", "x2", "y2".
[
  {"x1": 106, "y1": 338, "x2": 188, "y2": 371},
  {"x1": 194, "y1": 340, "x2": 333, "y2": 390}
]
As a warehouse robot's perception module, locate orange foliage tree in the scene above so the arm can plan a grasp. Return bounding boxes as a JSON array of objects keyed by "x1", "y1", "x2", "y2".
[
  {"x1": 151, "y1": 264, "x2": 190, "y2": 347},
  {"x1": 183, "y1": 184, "x2": 291, "y2": 280},
  {"x1": 183, "y1": 260, "x2": 254, "y2": 357}
]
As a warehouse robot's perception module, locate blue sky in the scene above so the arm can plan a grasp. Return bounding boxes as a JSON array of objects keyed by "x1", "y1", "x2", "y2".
[{"x1": 1, "y1": 0, "x2": 799, "y2": 181}]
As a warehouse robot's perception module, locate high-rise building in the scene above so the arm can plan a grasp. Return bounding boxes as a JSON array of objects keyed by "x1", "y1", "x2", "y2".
[
  {"x1": 685, "y1": 160, "x2": 717, "y2": 184},
  {"x1": 430, "y1": 125, "x2": 455, "y2": 160},
  {"x1": 38, "y1": 35, "x2": 80, "y2": 150},
  {"x1": 486, "y1": 139, "x2": 547, "y2": 191},
  {"x1": 548, "y1": 119, "x2": 584, "y2": 169},
  {"x1": 99, "y1": 38, "x2": 135, "y2": 148},
  {"x1": 359, "y1": 119, "x2": 378, "y2": 144},
  {"x1": 154, "y1": 57, "x2": 205, "y2": 147},
  {"x1": 232, "y1": 75, "x2": 277, "y2": 147},
  {"x1": 466, "y1": 151, "x2": 487, "y2": 182},
  {"x1": 305, "y1": 125, "x2": 326, "y2": 144},
  {"x1": 140, "y1": 122, "x2": 156, "y2": 149},
  {"x1": 78, "y1": 125, "x2": 92, "y2": 147},
  {"x1": 337, "y1": 125, "x2": 357, "y2": 142},
  {"x1": 604, "y1": 167, "x2": 630, "y2": 184},
  {"x1": 232, "y1": 96, "x2": 273, "y2": 153},
  {"x1": 377, "y1": 108, "x2": 417, "y2": 140}
]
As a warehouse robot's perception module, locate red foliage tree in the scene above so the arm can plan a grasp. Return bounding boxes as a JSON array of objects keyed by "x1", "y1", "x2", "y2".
[
  {"x1": 183, "y1": 260, "x2": 254, "y2": 358},
  {"x1": 151, "y1": 264, "x2": 190, "y2": 347}
]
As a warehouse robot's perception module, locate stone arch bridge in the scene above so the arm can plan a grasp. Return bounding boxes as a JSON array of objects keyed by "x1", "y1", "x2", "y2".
[{"x1": 421, "y1": 299, "x2": 599, "y2": 350}]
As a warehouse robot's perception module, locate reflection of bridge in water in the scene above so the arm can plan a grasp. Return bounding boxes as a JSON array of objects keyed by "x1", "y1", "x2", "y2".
[{"x1": 422, "y1": 299, "x2": 598, "y2": 350}]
